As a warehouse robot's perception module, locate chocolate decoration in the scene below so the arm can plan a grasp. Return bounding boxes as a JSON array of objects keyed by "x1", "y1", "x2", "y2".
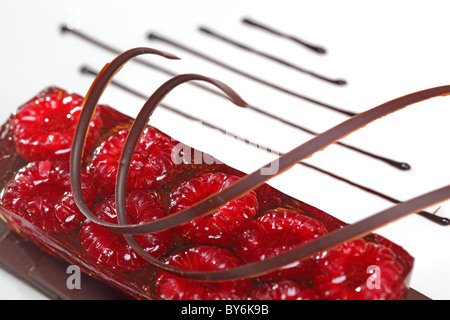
[
  {"x1": 242, "y1": 17, "x2": 327, "y2": 54},
  {"x1": 147, "y1": 32, "x2": 356, "y2": 117},
  {"x1": 71, "y1": 48, "x2": 248, "y2": 233},
  {"x1": 71, "y1": 47, "x2": 450, "y2": 281},
  {"x1": 190, "y1": 184, "x2": 450, "y2": 281},
  {"x1": 62, "y1": 25, "x2": 411, "y2": 171},
  {"x1": 199, "y1": 26, "x2": 346, "y2": 85},
  {"x1": 80, "y1": 65, "x2": 448, "y2": 226},
  {"x1": 71, "y1": 47, "x2": 180, "y2": 232}
]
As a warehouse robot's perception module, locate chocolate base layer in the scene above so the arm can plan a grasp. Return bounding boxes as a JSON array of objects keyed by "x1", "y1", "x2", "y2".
[
  {"x1": 0, "y1": 220, "x2": 429, "y2": 300},
  {"x1": 0, "y1": 220, "x2": 130, "y2": 300}
]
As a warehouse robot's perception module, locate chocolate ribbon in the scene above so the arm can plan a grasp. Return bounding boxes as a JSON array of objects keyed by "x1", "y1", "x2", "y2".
[{"x1": 71, "y1": 47, "x2": 450, "y2": 280}]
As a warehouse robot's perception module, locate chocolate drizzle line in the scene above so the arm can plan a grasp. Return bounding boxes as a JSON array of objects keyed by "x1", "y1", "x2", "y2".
[
  {"x1": 71, "y1": 47, "x2": 450, "y2": 281},
  {"x1": 80, "y1": 65, "x2": 449, "y2": 226},
  {"x1": 198, "y1": 26, "x2": 346, "y2": 85},
  {"x1": 242, "y1": 17, "x2": 327, "y2": 54},
  {"x1": 147, "y1": 32, "x2": 356, "y2": 117},
  {"x1": 61, "y1": 25, "x2": 410, "y2": 170}
]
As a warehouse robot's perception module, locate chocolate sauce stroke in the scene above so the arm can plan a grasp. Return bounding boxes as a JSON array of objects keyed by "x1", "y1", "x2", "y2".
[
  {"x1": 147, "y1": 32, "x2": 356, "y2": 117},
  {"x1": 61, "y1": 24, "x2": 410, "y2": 170},
  {"x1": 242, "y1": 17, "x2": 327, "y2": 54},
  {"x1": 71, "y1": 47, "x2": 450, "y2": 280},
  {"x1": 80, "y1": 65, "x2": 448, "y2": 226},
  {"x1": 198, "y1": 26, "x2": 346, "y2": 85}
]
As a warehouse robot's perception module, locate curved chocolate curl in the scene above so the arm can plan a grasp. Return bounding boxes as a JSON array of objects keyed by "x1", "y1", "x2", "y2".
[
  {"x1": 71, "y1": 47, "x2": 178, "y2": 228},
  {"x1": 82, "y1": 84, "x2": 450, "y2": 235},
  {"x1": 71, "y1": 48, "x2": 247, "y2": 232},
  {"x1": 114, "y1": 73, "x2": 248, "y2": 223},
  {"x1": 116, "y1": 84, "x2": 450, "y2": 281},
  {"x1": 71, "y1": 47, "x2": 450, "y2": 281}
]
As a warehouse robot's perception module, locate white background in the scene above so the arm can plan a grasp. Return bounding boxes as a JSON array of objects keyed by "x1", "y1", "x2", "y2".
[{"x1": 0, "y1": 0, "x2": 449, "y2": 300}]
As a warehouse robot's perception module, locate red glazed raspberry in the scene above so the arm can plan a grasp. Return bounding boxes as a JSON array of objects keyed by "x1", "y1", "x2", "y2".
[
  {"x1": 90, "y1": 127, "x2": 177, "y2": 197},
  {"x1": 313, "y1": 239, "x2": 407, "y2": 300},
  {"x1": 78, "y1": 190, "x2": 174, "y2": 271},
  {"x1": 1, "y1": 160, "x2": 97, "y2": 232},
  {"x1": 12, "y1": 87, "x2": 102, "y2": 161},
  {"x1": 169, "y1": 172, "x2": 258, "y2": 246},
  {"x1": 250, "y1": 280, "x2": 320, "y2": 300},
  {"x1": 155, "y1": 245, "x2": 252, "y2": 300},
  {"x1": 234, "y1": 209, "x2": 328, "y2": 282}
]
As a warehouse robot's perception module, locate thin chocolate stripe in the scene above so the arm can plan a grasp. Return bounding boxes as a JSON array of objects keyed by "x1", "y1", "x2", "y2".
[
  {"x1": 199, "y1": 26, "x2": 346, "y2": 85},
  {"x1": 242, "y1": 17, "x2": 327, "y2": 54},
  {"x1": 147, "y1": 32, "x2": 356, "y2": 117}
]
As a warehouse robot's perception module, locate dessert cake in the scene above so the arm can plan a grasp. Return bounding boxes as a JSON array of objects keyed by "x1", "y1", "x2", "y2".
[{"x1": 0, "y1": 46, "x2": 449, "y2": 300}]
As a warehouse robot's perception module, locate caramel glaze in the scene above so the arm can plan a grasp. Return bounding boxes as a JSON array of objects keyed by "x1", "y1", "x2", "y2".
[
  {"x1": 61, "y1": 24, "x2": 411, "y2": 171},
  {"x1": 71, "y1": 47, "x2": 450, "y2": 281}
]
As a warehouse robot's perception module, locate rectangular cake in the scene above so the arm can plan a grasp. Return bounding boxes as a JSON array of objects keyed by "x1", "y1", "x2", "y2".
[{"x1": 0, "y1": 86, "x2": 415, "y2": 300}]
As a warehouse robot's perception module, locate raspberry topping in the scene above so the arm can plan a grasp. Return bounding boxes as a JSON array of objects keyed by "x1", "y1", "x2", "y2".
[
  {"x1": 169, "y1": 172, "x2": 258, "y2": 246},
  {"x1": 155, "y1": 245, "x2": 251, "y2": 300},
  {"x1": 313, "y1": 239, "x2": 406, "y2": 300},
  {"x1": 250, "y1": 280, "x2": 320, "y2": 300},
  {"x1": 1, "y1": 160, "x2": 97, "y2": 232},
  {"x1": 90, "y1": 127, "x2": 177, "y2": 197},
  {"x1": 0, "y1": 85, "x2": 415, "y2": 300},
  {"x1": 78, "y1": 190, "x2": 174, "y2": 271},
  {"x1": 12, "y1": 88, "x2": 102, "y2": 161},
  {"x1": 234, "y1": 209, "x2": 328, "y2": 281}
]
